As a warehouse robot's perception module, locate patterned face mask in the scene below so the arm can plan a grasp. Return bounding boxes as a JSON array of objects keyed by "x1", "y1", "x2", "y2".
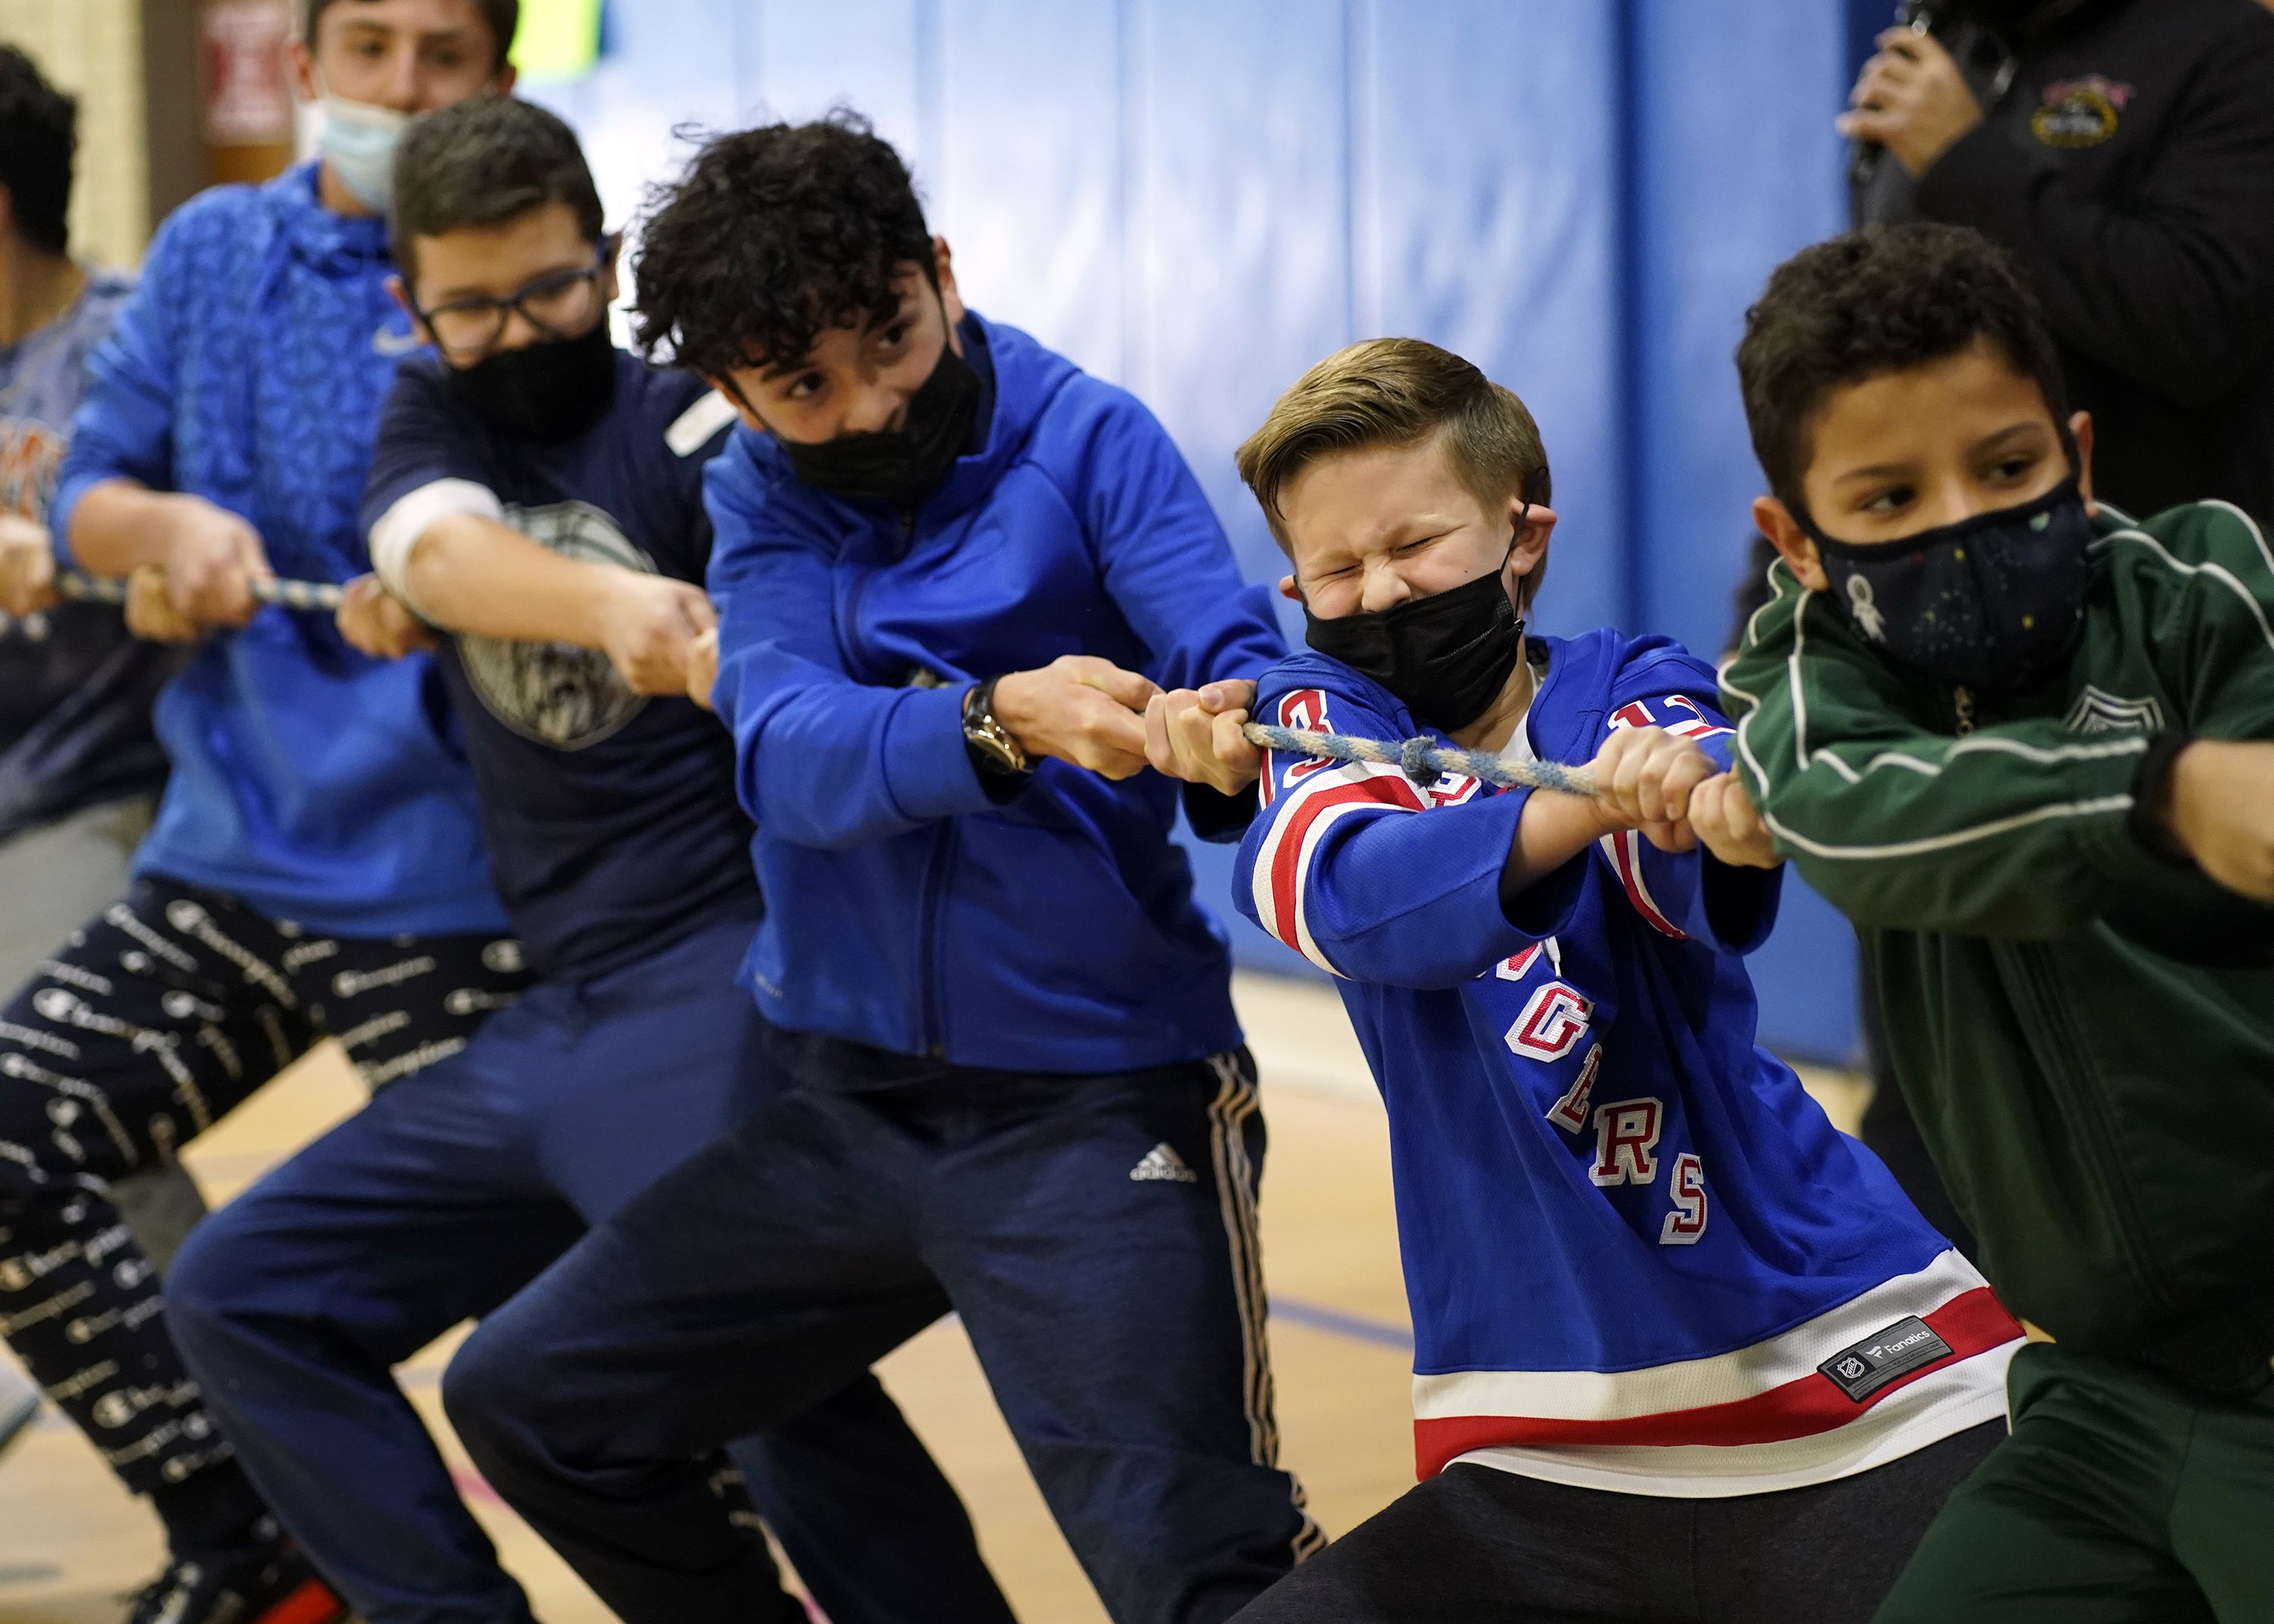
[{"x1": 1803, "y1": 475, "x2": 2093, "y2": 699}]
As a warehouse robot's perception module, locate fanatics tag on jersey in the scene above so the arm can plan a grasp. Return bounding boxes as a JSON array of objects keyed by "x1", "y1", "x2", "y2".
[{"x1": 1816, "y1": 1316, "x2": 1955, "y2": 1403}]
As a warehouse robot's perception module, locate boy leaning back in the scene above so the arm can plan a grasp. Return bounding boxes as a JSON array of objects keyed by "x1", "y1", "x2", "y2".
[
  {"x1": 1175, "y1": 339, "x2": 2019, "y2": 1624},
  {"x1": 1720, "y1": 223, "x2": 2274, "y2": 1622}
]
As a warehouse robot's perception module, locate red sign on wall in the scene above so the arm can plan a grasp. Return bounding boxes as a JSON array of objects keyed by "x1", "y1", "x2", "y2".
[{"x1": 202, "y1": 1, "x2": 294, "y2": 146}]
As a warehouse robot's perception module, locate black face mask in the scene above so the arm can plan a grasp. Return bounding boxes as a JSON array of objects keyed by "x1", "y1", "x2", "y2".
[
  {"x1": 1302, "y1": 518, "x2": 1526, "y2": 733},
  {"x1": 1804, "y1": 476, "x2": 2092, "y2": 699},
  {"x1": 778, "y1": 324, "x2": 983, "y2": 510},
  {"x1": 443, "y1": 318, "x2": 619, "y2": 443}
]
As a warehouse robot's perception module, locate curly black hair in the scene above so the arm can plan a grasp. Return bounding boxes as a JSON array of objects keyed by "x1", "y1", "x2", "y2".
[
  {"x1": 0, "y1": 45, "x2": 75, "y2": 258},
  {"x1": 1736, "y1": 222, "x2": 2069, "y2": 514},
  {"x1": 631, "y1": 111, "x2": 934, "y2": 379}
]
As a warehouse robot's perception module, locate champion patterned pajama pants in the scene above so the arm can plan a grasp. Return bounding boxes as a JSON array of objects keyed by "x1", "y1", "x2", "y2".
[{"x1": 0, "y1": 875, "x2": 526, "y2": 1496}]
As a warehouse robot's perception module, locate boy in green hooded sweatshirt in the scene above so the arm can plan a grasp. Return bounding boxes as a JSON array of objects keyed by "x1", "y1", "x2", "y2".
[{"x1": 1712, "y1": 221, "x2": 2274, "y2": 1622}]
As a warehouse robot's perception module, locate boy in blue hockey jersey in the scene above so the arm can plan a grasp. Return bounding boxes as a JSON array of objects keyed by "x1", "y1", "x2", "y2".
[{"x1": 1214, "y1": 340, "x2": 2020, "y2": 1624}]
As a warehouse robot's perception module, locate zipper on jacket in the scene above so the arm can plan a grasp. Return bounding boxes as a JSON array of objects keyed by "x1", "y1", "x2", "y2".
[
  {"x1": 1953, "y1": 686, "x2": 1977, "y2": 736},
  {"x1": 918, "y1": 818, "x2": 956, "y2": 1059},
  {"x1": 2002, "y1": 939, "x2": 2183, "y2": 1319}
]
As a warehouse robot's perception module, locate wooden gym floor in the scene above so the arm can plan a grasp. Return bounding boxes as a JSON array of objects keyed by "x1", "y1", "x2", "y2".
[{"x1": 0, "y1": 973, "x2": 1863, "y2": 1624}]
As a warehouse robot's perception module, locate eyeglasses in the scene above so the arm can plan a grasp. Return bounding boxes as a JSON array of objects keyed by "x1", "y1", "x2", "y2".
[{"x1": 413, "y1": 236, "x2": 616, "y2": 361}]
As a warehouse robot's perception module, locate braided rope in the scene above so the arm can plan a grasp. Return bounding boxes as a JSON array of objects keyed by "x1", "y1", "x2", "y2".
[
  {"x1": 56, "y1": 571, "x2": 346, "y2": 612},
  {"x1": 1242, "y1": 721, "x2": 1598, "y2": 798}
]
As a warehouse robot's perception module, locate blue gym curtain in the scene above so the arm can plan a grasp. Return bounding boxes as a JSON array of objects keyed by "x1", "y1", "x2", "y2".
[{"x1": 527, "y1": 1, "x2": 1867, "y2": 1063}]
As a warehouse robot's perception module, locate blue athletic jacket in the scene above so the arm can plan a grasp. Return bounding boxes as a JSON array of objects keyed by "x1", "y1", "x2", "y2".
[
  {"x1": 1236, "y1": 631, "x2": 2020, "y2": 1495},
  {"x1": 51, "y1": 165, "x2": 501, "y2": 936},
  {"x1": 706, "y1": 314, "x2": 1284, "y2": 1072}
]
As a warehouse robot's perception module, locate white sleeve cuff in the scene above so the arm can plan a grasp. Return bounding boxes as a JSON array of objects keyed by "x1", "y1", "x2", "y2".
[{"x1": 368, "y1": 478, "x2": 505, "y2": 612}]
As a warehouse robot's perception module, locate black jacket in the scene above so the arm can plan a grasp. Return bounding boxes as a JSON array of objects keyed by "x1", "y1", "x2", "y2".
[{"x1": 1864, "y1": 0, "x2": 2274, "y2": 525}]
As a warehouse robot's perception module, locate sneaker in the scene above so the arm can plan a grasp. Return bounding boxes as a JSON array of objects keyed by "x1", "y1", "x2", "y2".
[
  {"x1": 0, "y1": 1360, "x2": 37, "y2": 1459},
  {"x1": 125, "y1": 1519, "x2": 348, "y2": 1624}
]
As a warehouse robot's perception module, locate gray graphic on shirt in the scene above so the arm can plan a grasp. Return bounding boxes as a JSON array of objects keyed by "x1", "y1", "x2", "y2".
[{"x1": 458, "y1": 499, "x2": 651, "y2": 749}]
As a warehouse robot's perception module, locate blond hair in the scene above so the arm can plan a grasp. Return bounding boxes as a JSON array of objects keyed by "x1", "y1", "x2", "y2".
[{"x1": 1236, "y1": 338, "x2": 1552, "y2": 587}]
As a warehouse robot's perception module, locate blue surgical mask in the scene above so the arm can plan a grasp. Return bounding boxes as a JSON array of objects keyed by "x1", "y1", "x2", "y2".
[{"x1": 318, "y1": 93, "x2": 409, "y2": 212}]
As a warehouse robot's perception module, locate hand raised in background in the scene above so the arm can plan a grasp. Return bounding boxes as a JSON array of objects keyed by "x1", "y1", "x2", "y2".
[{"x1": 1837, "y1": 27, "x2": 1984, "y2": 177}]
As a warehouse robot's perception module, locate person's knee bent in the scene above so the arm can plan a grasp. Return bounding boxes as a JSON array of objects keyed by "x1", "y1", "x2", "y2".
[
  {"x1": 441, "y1": 1314, "x2": 544, "y2": 1474},
  {"x1": 161, "y1": 1205, "x2": 261, "y2": 1352}
]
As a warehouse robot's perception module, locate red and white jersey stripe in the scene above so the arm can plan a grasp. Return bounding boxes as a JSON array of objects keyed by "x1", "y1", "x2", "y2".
[
  {"x1": 1249, "y1": 690, "x2": 1426, "y2": 975},
  {"x1": 1415, "y1": 1248, "x2": 2019, "y2": 1495}
]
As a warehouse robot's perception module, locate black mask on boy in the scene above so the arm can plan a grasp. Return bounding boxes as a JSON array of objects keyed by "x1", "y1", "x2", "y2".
[
  {"x1": 1803, "y1": 475, "x2": 2092, "y2": 699},
  {"x1": 1303, "y1": 515, "x2": 1527, "y2": 733},
  {"x1": 444, "y1": 317, "x2": 619, "y2": 443},
  {"x1": 779, "y1": 314, "x2": 984, "y2": 511}
]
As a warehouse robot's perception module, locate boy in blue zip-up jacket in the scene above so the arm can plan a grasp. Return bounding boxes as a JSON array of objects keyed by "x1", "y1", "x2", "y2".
[
  {"x1": 166, "y1": 95, "x2": 1010, "y2": 1624},
  {"x1": 1207, "y1": 341, "x2": 2017, "y2": 1624},
  {"x1": 0, "y1": 7, "x2": 521, "y2": 1622},
  {"x1": 444, "y1": 114, "x2": 1321, "y2": 1624}
]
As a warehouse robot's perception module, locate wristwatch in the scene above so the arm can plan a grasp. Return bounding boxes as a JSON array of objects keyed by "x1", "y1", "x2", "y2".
[{"x1": 962, "y1": 677, "x2": 1031, "y2": 776}]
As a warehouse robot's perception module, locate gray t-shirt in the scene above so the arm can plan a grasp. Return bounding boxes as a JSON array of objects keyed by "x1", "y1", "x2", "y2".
[{"x1": 0, "y1": 270, "x2": 181, "y2": 840}]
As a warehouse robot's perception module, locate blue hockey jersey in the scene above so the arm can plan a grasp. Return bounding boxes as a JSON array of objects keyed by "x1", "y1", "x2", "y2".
[{"x1": 1235, "y1": 629, "x2": 2020, "y2": 1496}]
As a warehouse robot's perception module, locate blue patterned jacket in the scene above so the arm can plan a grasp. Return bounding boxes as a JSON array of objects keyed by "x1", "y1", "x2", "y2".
[{"x1": 52, "y1": 164, "x2": 502, "y2": 935}]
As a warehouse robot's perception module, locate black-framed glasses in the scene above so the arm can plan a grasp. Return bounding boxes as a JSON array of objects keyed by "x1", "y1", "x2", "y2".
[{"x1": 412, "y1": 235, "x2": 617, "y2": 361}]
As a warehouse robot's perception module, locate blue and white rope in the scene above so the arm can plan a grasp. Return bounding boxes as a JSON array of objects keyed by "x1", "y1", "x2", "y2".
[
  {"x1": 1242, "y1": 721, "x2": 1599, "y2": 798},
  {"x1": 56, "y1": 571, "x2": 346, "y2": 612}
]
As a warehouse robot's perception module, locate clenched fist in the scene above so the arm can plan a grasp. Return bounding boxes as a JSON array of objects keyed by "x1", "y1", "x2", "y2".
[
  {"x1": 600, "y1": 574, "x2": 717, "y2": 696},
  {"x1": 336, "y1": 574, "x2": 434, "y2": 659},
  {"x1": 991, "y1": 655, "x2": 1163, "y2": 779},
  {"x1": 1145, "y1": 680, "x2": 1261, "y2": 795},
  {"x1": 0, "y1": 514, "x2": 58, "y2": 617}
]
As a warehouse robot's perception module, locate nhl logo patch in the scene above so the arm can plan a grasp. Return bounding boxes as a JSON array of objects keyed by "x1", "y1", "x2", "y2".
[
  {"x1": 1816, "y1": 1316, "x2": 1955, "y2": 1403},
  {"x1": 2063, "y1": 686, "x2": 2164, "y2": 737},
  {"x1": 2031, "y1": 75, "x2": 2131, "y2": 149}
]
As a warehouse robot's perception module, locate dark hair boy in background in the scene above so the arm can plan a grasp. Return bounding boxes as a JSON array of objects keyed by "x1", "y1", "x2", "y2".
[
  {"x1": 164, "y1": 95, "x2": 1010, "y2": 1624},
  {"x1": 0, "y1": 42, "x2": 194, "y2": 1464},
  {"x1": 441, "y1": 112, "x2": 1321, "y2": 1624},
  {"x1": 0, "y1": 6, "x2": 522, "y2": 1621}
]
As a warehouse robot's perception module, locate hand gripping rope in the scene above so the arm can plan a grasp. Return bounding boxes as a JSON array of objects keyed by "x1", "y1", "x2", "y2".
[
  {"x1": 55, "y1": 571, "x2": 346, "y2": 612},
  {"x1": 1240, "y1": 721, "x2": 1599, "y2": 797}
]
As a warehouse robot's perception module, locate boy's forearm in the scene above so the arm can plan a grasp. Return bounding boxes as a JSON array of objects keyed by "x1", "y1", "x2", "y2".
[
  {"x1": 68, "y1": 481, "x2": 181, "y2": 577},
  {"x1": 401, "y1": 514, "x2": 618, "y2": 649},
  {"x1": 1502, "y1": 787, "x2": 1616, "y2": 900}
]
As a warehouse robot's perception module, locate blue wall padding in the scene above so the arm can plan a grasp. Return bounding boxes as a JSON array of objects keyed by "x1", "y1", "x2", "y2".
[{"x1": 526, "y1": 0, "x2": 1867, "y2": 1063}]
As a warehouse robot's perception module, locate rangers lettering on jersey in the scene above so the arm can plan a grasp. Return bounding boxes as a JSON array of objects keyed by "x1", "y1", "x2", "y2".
[{"x1": 1235, "y1": 632, "x2": 2021, "y2": 1497}]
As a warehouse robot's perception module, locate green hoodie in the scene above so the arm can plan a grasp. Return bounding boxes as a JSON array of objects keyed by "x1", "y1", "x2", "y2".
[{"x1": 1721, "y1": 499, "x2": 2274, "y2": 1396}]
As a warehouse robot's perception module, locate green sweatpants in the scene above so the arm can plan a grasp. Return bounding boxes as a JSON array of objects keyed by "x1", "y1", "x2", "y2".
[{"x1": 1876, "y1": 1342, "x2": 2274, "y2": 1623}]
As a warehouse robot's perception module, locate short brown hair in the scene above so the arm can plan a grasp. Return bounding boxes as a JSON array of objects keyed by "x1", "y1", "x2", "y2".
[
  {"x1": 390, "y1": 96, "x2": 601, "y2": 283},
  {"x1": 305, "y1": 0, "x2": 518, "y2": 73},
  {"x1": 1238, "y1": 338, "x2": 1552, "y2": 578}
]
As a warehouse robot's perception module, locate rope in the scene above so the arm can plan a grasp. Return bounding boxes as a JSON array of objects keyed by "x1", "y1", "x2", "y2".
[
  {"x1": 1242, "y1": 721, "x2": 1599, "y2": 798},
  {"x1": 55, "y1": 571, "x2": 346, "y2": 612}
]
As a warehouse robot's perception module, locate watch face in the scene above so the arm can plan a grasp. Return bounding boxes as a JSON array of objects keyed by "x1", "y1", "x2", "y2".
[{"x1": 974, "y1": 724, "x2": 1025, "y2": 773}]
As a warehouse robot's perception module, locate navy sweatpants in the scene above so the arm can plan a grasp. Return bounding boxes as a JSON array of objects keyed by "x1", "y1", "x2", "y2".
[
  {"x1": 165, "y1": 918, "x2": 1009, "y2": 1624},
  {"x1": 444, "y1": 1036, "x2": 1323, "y2": 1624}
]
